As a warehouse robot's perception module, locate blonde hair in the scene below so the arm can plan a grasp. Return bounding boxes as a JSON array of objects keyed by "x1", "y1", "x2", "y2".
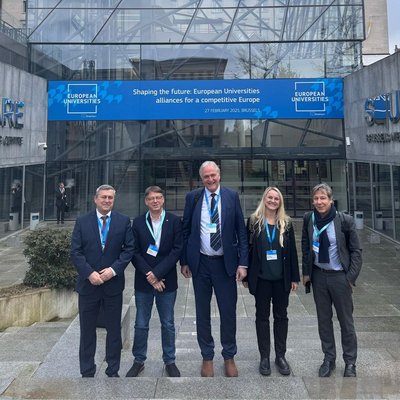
[{"x1": 250, "y1": 186, "x2": 290, "y2": 247}]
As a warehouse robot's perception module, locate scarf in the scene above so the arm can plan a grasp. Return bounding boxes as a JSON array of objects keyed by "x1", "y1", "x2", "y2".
[{"x1": 313, "y1": 205, "x2": 336, "y2": 264}]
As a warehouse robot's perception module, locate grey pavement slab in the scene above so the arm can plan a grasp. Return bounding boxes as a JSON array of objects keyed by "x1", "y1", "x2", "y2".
[
  {"x1": 0, "y1": 321, "x2": 72, "y2": 362},
  {"x1": 35, "y1": 305, "x2": 131, "y2": 379}
]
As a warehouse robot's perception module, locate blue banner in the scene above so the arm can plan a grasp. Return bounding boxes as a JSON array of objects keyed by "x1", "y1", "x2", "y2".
[{"x1": 48, "y1": 78, "x2": 343, "y2": 121}]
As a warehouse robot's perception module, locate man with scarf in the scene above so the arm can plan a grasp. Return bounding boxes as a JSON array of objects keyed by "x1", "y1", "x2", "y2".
[{"x1": 302, "y1": 183, "x2": 362, "y2": 378}]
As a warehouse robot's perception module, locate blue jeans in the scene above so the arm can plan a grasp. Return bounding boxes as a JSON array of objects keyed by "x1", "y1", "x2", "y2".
[{"x1": 132, "y1": 290, "x2": 177, "y2": 365}]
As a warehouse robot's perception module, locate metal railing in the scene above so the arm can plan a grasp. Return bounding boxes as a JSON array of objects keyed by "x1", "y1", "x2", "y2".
[{"x1": 0, "y1": 19, "x2": 27, "y2": 44}]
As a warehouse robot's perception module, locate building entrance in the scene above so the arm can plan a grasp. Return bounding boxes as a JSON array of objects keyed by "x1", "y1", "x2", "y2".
[{"x1": 141, "y1": 158, "x2": 347, "y2": 218}]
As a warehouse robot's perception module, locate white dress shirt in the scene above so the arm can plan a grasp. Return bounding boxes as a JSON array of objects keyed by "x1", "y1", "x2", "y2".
[{"x1": 200, "y1": 187, "x2": 223, "y2": 256}]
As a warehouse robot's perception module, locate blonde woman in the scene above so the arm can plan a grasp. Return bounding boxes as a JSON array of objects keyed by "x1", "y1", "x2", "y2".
[{"x1": 245, "y1": 187, "x2": 300, "y2": 376}]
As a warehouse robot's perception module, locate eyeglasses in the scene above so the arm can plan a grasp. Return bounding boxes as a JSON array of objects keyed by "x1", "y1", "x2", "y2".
[{"x1": 146, "y1": 195, "x2": 163, "y2": 201}]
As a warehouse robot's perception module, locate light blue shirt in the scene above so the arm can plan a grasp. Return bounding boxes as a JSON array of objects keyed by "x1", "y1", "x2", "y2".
[
  {"x1": 96, "y1": 209, "x2": 116, "y2": 276},
  {"x1": 313, "y1": 221, "x2": 343, "y2": 271}
]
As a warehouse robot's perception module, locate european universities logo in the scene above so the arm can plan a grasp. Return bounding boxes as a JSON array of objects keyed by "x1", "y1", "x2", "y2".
[
  {"x1": 64, "y1": 84, "x2": 100, "y2": 115},
  {"x1": 292, "y1": 81, "x2": 328, "y2": 114}
]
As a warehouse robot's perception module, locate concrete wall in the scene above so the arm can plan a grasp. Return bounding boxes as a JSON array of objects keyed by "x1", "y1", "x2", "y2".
[
  {"x1": 0, "y1": 0, "x2": 25, "y2": 27},
  {"x1": 344, "y1": 51, "x2": 400, "y2": 164},
  {"x1": 0, "y1": 288, "x2": 78, "y2": 330},
  {"x1": 0, "y1": 61, "x2": 47, "y2": 168},
  {"x1": 363, "y1": 0, "x2": 389, "y2": 64}
]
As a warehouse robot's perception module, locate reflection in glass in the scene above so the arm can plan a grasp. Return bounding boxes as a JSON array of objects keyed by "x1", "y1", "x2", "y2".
[
  {"x1": 28, "y1": 2, "x2": 364, "y2": 45},
  {"x1": 24, "y1": 164, "x2": 45, "y2": 225},
  {"x1": 0, "y1": 167, "x2": 23, "y2": 225},
  {"x1": 394, "y1": 166, "x2": 400, "y2": 240},
  {"x1": 354, "y1": 162, "x2": 372, "y2": 226},
  {"x1": 373, "y1": 164, "x2": 392, "y2": 234},
  {"x1": 29, "y1": 9, "x2": 113, "y2": 43}
]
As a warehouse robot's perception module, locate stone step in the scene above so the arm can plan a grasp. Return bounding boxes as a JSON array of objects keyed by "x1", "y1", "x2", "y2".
[
  {"x1": 5, "y1": 373, "x2": 400, "y2": 400},
  {"x1": 3, "y1": 375, "x2": 310, "y2": 399},
  {"x1": 34, "y1": 304, "x2": 130, "y2": 379}
]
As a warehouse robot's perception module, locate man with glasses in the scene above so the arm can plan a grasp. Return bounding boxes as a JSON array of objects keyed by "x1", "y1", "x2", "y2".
[{"x1": 126, "y1": 186, "x2": 183, "y2": 378}]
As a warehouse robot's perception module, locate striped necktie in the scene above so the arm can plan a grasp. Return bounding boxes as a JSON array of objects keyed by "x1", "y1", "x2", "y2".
[{"x1": 210, "y1": 193, "x2": 221, "y2": 251}]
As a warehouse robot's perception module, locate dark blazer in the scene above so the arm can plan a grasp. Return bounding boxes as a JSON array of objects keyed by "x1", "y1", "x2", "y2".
[
  {"x1": 181, "y1": 186, "x2": 248, "y2": 277},
  {"x1": 70, "y1": 210, "x2": 135, "y2": 296},
  {"x1": 247, "y1": 218, "x2": 300, "y2": 295},
  {"x1": 132, "y1": 211, "x2": 183, "y2": 292},
  {"x1": 55, "y1": 188, "x2": 67, "y2": 208},
  {"x1": 301, "y1": 211, "x2": 362, "y2": 285}
]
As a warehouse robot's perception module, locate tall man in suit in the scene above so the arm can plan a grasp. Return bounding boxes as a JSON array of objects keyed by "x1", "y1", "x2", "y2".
[
  {"x1": 126, "y1": 186, "x2": 183, "y2": 378},
  {"x1": 181, "y1": 161, "x2": 248, "y2": 377},
  {"x1": 71, "y1": 184, "x2": 134, "y2": 378}
]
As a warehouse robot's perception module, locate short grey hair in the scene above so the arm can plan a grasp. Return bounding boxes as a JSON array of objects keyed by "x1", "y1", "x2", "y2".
[
  {"x1": 95, "y1": 184, "x2": 116, "y2": 197},
  {"x1": 144, "y1": 186, "x2": 164, "y2": 197},
  {"x1": 199, "y1": 161, "x2": 220, "y2": 179},
  {"x1": 312, "y1": 183, "x2": 333, "y2": 200}
]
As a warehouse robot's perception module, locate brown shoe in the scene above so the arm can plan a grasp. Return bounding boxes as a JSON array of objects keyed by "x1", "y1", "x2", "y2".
[
  {"x1": 224, "y1": 359, "x2": 238, "y2": 377},
  {"x1": 201, "y1": 360, "x2": 214, "y2": 377}
]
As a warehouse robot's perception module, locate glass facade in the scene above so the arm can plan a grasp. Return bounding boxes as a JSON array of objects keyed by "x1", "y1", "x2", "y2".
[
  {"x1": 25, "y1": 0, "x2": 364, "y2": 219},
  {"x1": 349, "y1": 162, "x2": 399, "y2": 241},
  {"x1": 0, "y1": 164, "x2": 44, "y2": 230}
]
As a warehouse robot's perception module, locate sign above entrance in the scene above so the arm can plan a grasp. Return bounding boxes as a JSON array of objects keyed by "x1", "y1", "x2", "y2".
[{"x1": 48, "y1": 78, "x2": 343, "y2": 121}]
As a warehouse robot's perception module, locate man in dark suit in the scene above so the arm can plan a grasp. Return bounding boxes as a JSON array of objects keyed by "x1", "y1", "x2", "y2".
[
  {"x1": 302, "y1": 183, "x2": 362, "y2": 378},
  {"x1": 71, "y1": 184, "x2": 134, "y2": 378},
  {"x1": 55, "y1": 182, "x2": 67, "y2": 224},
  {"x1": 181, "y1": 161, "x2": 248, "y2": 377},
  {"x1": 126, "y1": 186, "x2": 182, "y2": 378}
]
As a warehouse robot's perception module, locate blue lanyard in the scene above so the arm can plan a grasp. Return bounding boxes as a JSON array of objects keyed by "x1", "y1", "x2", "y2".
[
  {"x1": 312, "y1": 212, "x2": 331, "y2": 239},
  {"x1": 97, "y1": 215, "x2": 111, "y2": 248},
  {"x1": 264, "y1": 220, "x2": 276, "y2": 250},
  {"x1": 205, "y1": 192, "x2": 220, "y2": 221},
  {"x1": 145, "y1": 209, "x2": 165, "y2": 243}
]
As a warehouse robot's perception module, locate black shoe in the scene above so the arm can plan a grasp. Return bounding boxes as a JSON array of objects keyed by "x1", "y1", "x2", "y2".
[
  {"x1": 82, "y1": 374, "x2": 94, "y2": 378},
  {"x1": 106, "y1": 372, "x2": 120, "y2": 377},
  {"x1": 165, "y1": 363, "x2": 181, "y2": 377},
  {"x1": 318, "y1": 360, "x2": 336, "y2": 377},
  {"x1": 126, "y1": 362, "x2": 144, "y2": 377},
  {"x1": 259, "y1": 358, "x2": 271, "y2": 376},
  {"x1": 344, "y1": 364, "x2": 356, "y2": 377},
  {"x1": 275, "y1": 356, "x2": 291, "y2": 376}
]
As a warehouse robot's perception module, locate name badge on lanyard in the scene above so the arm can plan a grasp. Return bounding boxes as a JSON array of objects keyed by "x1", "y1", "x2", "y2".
[
  {"x1": 205, "y1": 192, "x2": 220, "y2": 234},
  {"x1": 207, "y1": 223, "x2": 217, "y2": 233},
  {"x1": 266, "y1": 250, "x2": 278, "y2": 260},
  {"x1": 311, "y1": 212, "x2": 331, "y2": 255},
  {"x1": 97, "y1": 216, "x2": 111, "y2": 249},
  {"x1": 264, "y1": 221, "x2": 277, "y2": 261},
  {"x1": 147, "y1": 244, "x2": 159, "y2": 257},
  {"x1": 145, "y1": 210, "x2": 165, "y2": 257}
]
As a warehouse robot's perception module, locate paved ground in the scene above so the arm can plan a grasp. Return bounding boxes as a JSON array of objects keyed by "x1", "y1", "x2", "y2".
[{"x1": 0, "y1": 221, "x2": 400, "y2": 399}]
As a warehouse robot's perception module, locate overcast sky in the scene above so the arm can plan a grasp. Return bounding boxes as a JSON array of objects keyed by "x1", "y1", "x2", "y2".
[{"x1": 387, "y1": 0, "x2": 400, "y2": 53}]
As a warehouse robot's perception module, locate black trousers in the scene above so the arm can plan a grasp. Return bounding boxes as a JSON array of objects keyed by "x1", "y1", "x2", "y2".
[
  {"x1": 56, "y1": 205, "x2": 65, "y2": 222},
  {"x1": 312, "y1": 267, "x2": 357, "y2": 364},
  {"x1": 254, "y1": 278, "x2": 289, "y2": 359},
  {"x1": 78, "y1": 291, "x2": 123, "y2": 376}
]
